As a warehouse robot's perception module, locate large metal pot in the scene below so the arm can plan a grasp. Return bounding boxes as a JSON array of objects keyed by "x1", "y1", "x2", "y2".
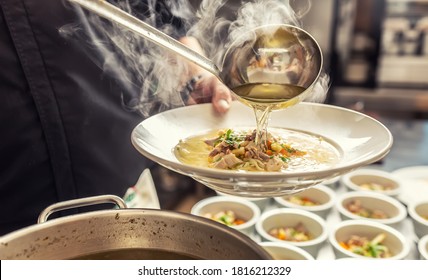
[{"x1": 0, "y1": 195, "x2": 271, "y2": 260}]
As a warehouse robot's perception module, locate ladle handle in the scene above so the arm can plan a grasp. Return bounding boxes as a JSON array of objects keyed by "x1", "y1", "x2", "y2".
[{"x1": 69, "y1": 0, "x2": 221, "y2": 78}]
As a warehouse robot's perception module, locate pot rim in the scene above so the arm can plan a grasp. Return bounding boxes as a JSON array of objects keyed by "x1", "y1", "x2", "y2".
[{"x1": 0, "y1": 208, "x2": 272, "y2": 260}]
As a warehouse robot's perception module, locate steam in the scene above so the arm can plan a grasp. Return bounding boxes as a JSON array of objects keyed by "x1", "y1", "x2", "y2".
[
  {"x1": 61, "y1": 0, "x2": 329, "y2": 117},
  {"x1": 190, "y1": 0, "x2": 301, "y2": 66}
]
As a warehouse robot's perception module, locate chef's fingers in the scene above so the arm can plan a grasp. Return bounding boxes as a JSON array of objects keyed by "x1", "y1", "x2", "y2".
[
  {"x1": 187, "y1": 75, "x2": 215, "y2": 104},
  {"x1": 184, "y1": 75, "x2": 233, "y2": 114},
  {"x1": 211, "y1": 82, "x2": 233, "y2": 114}
]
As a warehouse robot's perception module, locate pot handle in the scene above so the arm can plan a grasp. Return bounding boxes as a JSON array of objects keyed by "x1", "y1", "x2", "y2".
[{"x1": 37, "y1": 195, "x2": 128, "y2": 224}]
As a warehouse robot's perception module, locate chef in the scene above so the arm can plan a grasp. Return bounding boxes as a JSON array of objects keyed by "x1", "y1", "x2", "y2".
[{"x1": 0, "y1": 0, "x2": 232, "y2": 235}]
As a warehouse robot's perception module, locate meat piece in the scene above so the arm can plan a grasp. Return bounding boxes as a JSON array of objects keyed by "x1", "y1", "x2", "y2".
[
  {"x1": 204, "y1": 136, "x2": 220, "y2": 147},
  {"x1": 244, "y1": 142, "x2": 259, "y2": 159},
  {"x1": 208, "y1": 147, "x2": 222, "y2": 157},
  {"x1": 222, "y1": 153, "x2": 243, "y2": 168},
  {"x1": 244, "y1": 149, "x2": 257, "y2": 159},
  {"x1": 258, "y1": 152, "x2": 271, "y2": 161},
  {"x1": 347, "y1": 235, "x2": 368, "y2": 247},
  {"x1": 265, "y1": 157, "x2": 283, "y2": 171},
  {"x1": 211, "y1": 158, "x2": 228, "y2": 169},
  {"x1": 211, "y1": 153, "x2": 243, "y2": 169}
]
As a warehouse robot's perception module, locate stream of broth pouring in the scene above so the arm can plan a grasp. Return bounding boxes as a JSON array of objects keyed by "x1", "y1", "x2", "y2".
[{"x1": 231, "y1": 82, "x2": 306, "y2": 149}]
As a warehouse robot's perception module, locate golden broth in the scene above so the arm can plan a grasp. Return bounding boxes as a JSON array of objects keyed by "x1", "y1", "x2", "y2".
[
  {"x1": 72, "y1": 248, "x2": 200, "y2": 260},
  {"x1": 174, "y1": 128, "x2": 340, "y2": 172}
]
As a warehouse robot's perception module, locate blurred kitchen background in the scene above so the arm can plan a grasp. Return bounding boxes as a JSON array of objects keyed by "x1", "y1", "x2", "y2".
[
  {"x1": 153, "y1": 0, "x2": 428, "y2": 211},
  {"x1": 315, "y1": 0, "x2": 428, "y2": 118},
  {"x1": 299, "y1": 0, "x2": 428, "y2": 170}
]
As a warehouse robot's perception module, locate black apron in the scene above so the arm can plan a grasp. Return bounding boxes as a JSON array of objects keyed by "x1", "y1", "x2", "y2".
[{"x1": 0, "y1": 0, "x2": 155, "y2": 235}]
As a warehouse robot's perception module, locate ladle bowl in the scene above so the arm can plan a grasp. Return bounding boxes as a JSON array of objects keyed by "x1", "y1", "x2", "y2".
[
  {"x1": 221, "y1": 24, "x2": 323, "y2": 110},
  {"x1": 69, "y1": 0, "x2": 322, "y2": 107}
]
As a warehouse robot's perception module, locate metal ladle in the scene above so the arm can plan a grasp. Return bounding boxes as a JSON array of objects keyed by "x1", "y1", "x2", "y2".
[{"x1": 69, "y1": 0, "x2": 323, "y2": 109}]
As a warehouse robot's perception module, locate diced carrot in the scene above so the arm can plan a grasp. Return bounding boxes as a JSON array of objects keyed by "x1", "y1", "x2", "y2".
[
  {"x1": 234, "y1": 219, "x2": 245, "y2": 225},
  {"x1": 339, "y1": 241, "x2": 349, "y2": 250},
  {"x1": 278, "y1": 229, "x2": 287, "y2": 240}
]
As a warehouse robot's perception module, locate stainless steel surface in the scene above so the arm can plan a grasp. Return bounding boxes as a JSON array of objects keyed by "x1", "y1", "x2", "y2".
[
  {"x1": 37, "y1": 194, "x2": 127, "y2": 223},
  {"x1": 0, "y1": 195, "x2": 271, "y2": 260},
  {"x1": 221, "y1": 24, "x2": 323, "y2": 106},
  {"x1": 69, "y1": 0, "x2": 323, "y2": 107}
]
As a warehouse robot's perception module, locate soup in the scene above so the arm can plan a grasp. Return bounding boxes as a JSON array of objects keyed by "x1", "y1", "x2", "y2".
[
  {"x1": 72, "y1": 248, "x2": 200, "y2": 260},
  {"x1": 175, "y1": 127, "x2": 340, "y2": 172}
]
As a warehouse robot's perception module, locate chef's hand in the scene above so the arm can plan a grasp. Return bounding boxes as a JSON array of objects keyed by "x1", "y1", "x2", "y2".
[
  {"x1": 185, "y1": 74, "x2": 233, "y2": 114},
  {"x1": 178, "y1": 36, "x2": 234, "y2": 114}
]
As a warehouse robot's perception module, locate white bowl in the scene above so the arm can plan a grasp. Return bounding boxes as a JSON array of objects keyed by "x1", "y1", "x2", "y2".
[
  {"x1": 341, "y1": 169, "x2": 402, "y2": 197},
  {"x1": 190, "y1": 196, "x2": 260, "y2": 236},
  {"x1": 417, "y1": 234, "x2": 428, "y2": 260},
  {"x1": 336, "y1": 191, "x2": 407, "y2": 228},
  {"x1": 391, "y1": 166, "x2": 428, "y2": 205},
  {"x1": 259, "y1": 242, "x2": 315, "y2": 260},
  {"x1": 215, "y1": 191, "x2": 271, "y2": 211},
  {"x1": 132, "y1": 102, "x2": 392, "y2": 197},
  {"x1": 273, "y1": 185, "x2": 336, "y2": 219},
  {"x1": 407, "y1": 200, "x2": 428, "y2": 239},
  {"x1": 323, "y1": 176, "x2": 340, "y2": 188},
  {"x1": 329, "y1": 220, "x2": 410, "y2": 260},
  {"x1": 255, "y1": 208, "x2": 328, "y2": 257}
]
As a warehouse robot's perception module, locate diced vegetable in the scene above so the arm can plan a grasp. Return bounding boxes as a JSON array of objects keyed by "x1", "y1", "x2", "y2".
[
  {"x1": 340, "y1": 233, "x2": 392, "y2": 258},
  {"x1": 268, "y1": 223, "x2": 312, "y2": 242},
  {"x1": 345, "y1": 199, "x2": 389, "y2": 219},
  {"x1": 286, "y1": 196, "x2": 320, "y2": 206},
  {"x1": 359, "y1": 182, "x2": 394, "y2": 191},
  {"x1": 204, "y1": 210, "x2": 246, "y2": 226}
]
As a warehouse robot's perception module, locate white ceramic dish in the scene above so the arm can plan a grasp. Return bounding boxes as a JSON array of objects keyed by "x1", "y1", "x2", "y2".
[
  {"x1": 336, "y1": 191, "x2": 407, "y2": 228},
  {"x1": 418, "y1": 234, "x2": 428, "y2": 260},
  {"x1": 255, "y1": 208, "x2": 328, "y2": 257},
  {"x1": 392, "y1": 166, "x2": 428, "y2": 205},
  {"x1": 340, "y1": 169, "x2": 402, "y2": 197},
  {"x1": 190, "y1": 196, "x2": 260, "y2": 236},
  {"x1": 273, "y1": 184, "x2": 336, "y2": 219},
  {"x1": 329, "y1": 220, "x2": 410, "y2": 260},
  {"x1": 259, "y1": 242, "x2": 315, "y2": 260},
  {"x1": 407, "y1": 200, "x2": 428, "y2": 239},
  {"x1": 132, "y1": 101, "x2": 392, "y2": 197}
]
